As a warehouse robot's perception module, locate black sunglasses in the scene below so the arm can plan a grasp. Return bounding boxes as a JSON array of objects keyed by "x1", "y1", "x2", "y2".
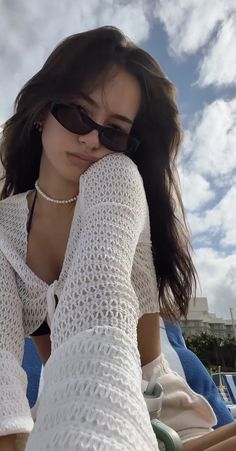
[{"x1": 50, "y1": 103, "x2": 140, "y2": 154}]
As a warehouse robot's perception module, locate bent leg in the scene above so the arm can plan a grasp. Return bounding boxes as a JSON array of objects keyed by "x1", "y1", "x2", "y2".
[
  {"x1": 203, "y1": 436, "x2": 236, "y2": 451},
  {"x1": 183, "y1": 422, "x2": 236, "y2": 451}
]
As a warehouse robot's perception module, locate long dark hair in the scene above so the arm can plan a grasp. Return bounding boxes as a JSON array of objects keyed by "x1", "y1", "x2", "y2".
[{"x1": 0, "y1": 25, "x2": 197, "y2": 321}]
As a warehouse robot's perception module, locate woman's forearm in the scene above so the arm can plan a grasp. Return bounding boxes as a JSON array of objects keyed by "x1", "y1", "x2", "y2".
[{"x1": 0, "y1": 433, "x2": 16, "y2": 451}]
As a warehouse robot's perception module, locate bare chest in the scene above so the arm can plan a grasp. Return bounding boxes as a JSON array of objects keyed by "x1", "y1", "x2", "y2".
[{"x1": 26, "y1": 217, "x2": 72, "y2": 285}]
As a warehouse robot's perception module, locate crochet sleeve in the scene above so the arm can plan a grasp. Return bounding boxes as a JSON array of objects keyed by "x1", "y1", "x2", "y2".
[
  {"x1": 0, "y1": 249, "x2": 34, "y2": 446},
  {"x1": 25, "y1": 154, "x2": 159, "y2": 451}
]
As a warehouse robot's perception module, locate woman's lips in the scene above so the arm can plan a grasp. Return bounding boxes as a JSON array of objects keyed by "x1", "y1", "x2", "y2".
[{"x1": 67, "y1": 152, "x2": 95, "y2": 166}]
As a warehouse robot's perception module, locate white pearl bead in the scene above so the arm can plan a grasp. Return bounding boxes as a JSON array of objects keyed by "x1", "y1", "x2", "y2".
[{"x1": 35, "y1": 180, "x2": 78, "y2": 204}]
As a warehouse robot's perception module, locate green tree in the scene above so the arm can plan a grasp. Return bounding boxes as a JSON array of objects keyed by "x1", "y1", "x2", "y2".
[{"x1": 184, "y1": 332, "x2": 236, "y2": 371}]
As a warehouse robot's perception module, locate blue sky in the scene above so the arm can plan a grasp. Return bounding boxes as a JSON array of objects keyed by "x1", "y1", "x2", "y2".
[{"x1": 0, "y1": 0, "x2": 235, "y2": 319}]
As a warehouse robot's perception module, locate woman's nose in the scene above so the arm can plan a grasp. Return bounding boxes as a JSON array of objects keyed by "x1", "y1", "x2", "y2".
[{"x1": 78, "y1": 129, "x2": 100, "y2": 149}]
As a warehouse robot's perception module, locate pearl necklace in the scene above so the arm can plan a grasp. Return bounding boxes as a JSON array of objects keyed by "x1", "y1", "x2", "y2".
[{"x1": 35, "y1": 180, "x2": 78, "y2": 204}]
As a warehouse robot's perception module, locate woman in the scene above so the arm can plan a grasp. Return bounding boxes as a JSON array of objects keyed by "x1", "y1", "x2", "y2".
[{"x1": 0, "y1": 26, "x2": 235, "y2": 451}]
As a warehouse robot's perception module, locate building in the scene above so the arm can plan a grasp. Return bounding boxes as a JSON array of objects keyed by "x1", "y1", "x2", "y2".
[{"x1": 180, "y1": 297, "x2": 236, "y2": 339}]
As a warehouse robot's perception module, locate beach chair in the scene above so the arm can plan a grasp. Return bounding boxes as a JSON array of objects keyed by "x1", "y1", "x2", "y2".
[
  {"x1": 151, "y1": 419, "x2": 183, "y2": 450},
  {"x1": 212, "y1": 372, "x2": 236, "y2": 419}
]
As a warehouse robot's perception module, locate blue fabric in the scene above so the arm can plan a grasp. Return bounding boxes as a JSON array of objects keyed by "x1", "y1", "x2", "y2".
[
  {"x1": 163, "y1": 319, "x2": 235, "y2": 427},
  {"x1": 22, "y1": 338, "x2": 42, "y2": 408}
]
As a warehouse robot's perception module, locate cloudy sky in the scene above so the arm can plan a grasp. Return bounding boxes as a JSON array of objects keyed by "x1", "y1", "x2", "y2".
[{"x1": 1, "y1": 0, "x2": 235, "y2": 319}]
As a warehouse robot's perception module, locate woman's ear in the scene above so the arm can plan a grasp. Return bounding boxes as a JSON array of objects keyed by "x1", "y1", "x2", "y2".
[
  {"x1": 33, "y1": 121, "x2": 43, "y2": 132},
  {"x1": 35, "y1": 106, "x2": 51, "y2": 132},
  {"x1": 38, "y1": 105, "x2": 51, "y2": 125}
]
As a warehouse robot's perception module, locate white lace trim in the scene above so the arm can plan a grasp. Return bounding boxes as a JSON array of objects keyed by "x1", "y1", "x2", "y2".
[{"x1": 0, "y1": 351, "x2": 33, "y2": 436}]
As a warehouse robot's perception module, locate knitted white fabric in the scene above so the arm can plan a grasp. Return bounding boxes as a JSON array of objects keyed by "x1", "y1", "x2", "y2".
[
  {"x1": 0, "y1": 153, "x2": 160, "y2": 450},
  {"x1": 0, "y1": 250, "x2": 34, "y2": 442},
  {"x1": 26, "y1": 327, "x2": 159, "y2": 451}
]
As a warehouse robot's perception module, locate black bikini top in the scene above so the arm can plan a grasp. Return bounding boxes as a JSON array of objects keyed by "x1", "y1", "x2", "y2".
[
  {"x1": 26, "y1": 190, "x2": 37, "y2": 235},
  {"x1": 26, "y1": 189, "x2": 58, "y2": 336}
]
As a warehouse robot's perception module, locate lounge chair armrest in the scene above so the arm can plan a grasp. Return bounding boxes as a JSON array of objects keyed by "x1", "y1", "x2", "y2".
[{"x1": 151, "y1": 418, "x2": 183, "y2": 451}]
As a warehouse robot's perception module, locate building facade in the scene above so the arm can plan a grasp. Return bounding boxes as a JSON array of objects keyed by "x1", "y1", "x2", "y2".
[{"x1": 180, "y1": 297, "x2": 236, "y2": 339}]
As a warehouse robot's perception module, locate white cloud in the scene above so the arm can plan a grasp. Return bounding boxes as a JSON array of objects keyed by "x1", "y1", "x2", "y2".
[
  {"x1": 0, "y1": 0, "x2": 150, "y2": 123},
  {"x1": 188, "y1": 186, "x2": 236, "y2": 258},
  {"x1": 182, "y1": 97, "x2": 236, "y2": 178},
  {"x1": 154, "y1": 0, "x2": 224, "y2": 56},
  {"x1": 178, "y1": 96, "x2": 236, "y2": 317},
  {"x1": 206, "y1": 187, "x2": 236, "y2": 247},
  {"x1": 197, "y1": 15, "x2": 236, "y2": 88},
  {"x1": 179, "y1": 170, "x2": 216, "y2": 212},
  {"x1": 180, "y1": 95, "x2": 236, "y2": 256},
  {"x1": 194, "y1": 247, "x2": 236, "y2": 318},
  {"x1": 154, "y1": 0, "x2": 236, "y2": 87},
  {"x1": 153, "y1": 0, "x2": 235, "y2": 55},
  {"x1": 188, "y1": 186, "x2": 236, "y2": 248}
]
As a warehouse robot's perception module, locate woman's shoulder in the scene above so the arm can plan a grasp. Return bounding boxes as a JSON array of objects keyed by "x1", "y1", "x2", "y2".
[
  {"x1": 80, "y1": 153, "x2": 146, "y2": 208},
  {"x1": 0, "y1": 191, "x2": 29, "y2": 232},
  {"x1": 81, "y1": 153, "x2": 140, "y2": 182},
  {"x1": 0, "y1": 190, "x2": 29, "y2": 210}
]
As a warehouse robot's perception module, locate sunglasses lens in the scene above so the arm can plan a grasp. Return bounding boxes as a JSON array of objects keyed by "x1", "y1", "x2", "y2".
[
  {"x1": 102, "y1": 129, "x2": 139, "y2": 153},
  {"x1": 51, "y1": 104, "x2": 91, "y2": 134},
  {"x1": 101, "y1": 128, "x2": 129, "y2": 152}
]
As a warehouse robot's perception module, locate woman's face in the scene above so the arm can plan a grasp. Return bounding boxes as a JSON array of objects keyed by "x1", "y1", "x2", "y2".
[{"x1": 40, "y1": 69, "x2": 141, "y2": 183}]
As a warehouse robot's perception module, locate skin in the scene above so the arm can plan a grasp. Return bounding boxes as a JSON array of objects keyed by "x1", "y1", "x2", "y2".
[
  {"x1": 183, "y1": 422, "x2": 236, "y2": 451},
  {"x1": 0, "y1": 434, "x2": 16, "y2": 451}
]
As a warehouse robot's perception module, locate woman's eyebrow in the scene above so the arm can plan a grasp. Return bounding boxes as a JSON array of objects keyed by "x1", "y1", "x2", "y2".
[{"x1": 80, "y1": 93, "x2": 133, "y2": 125}]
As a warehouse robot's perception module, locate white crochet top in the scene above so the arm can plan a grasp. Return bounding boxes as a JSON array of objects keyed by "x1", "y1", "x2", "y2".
[{"x1": 0, "y1": 154, "x2": 160, "y2": 450}]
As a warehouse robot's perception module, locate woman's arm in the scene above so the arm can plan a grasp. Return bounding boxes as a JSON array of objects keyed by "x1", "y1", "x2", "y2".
[
  {"x1": 137, "y1": 313, "x2": 161, "y2": 367},
  {"x1": 0, "y1": 248, "x2": 34, "y2": 445},
  {"x1": 25, "y1": 154, "x2": 160, "y2": 451},
  {"x1": 0, "y1": 434, "x2": 16, "y2": 451}
]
